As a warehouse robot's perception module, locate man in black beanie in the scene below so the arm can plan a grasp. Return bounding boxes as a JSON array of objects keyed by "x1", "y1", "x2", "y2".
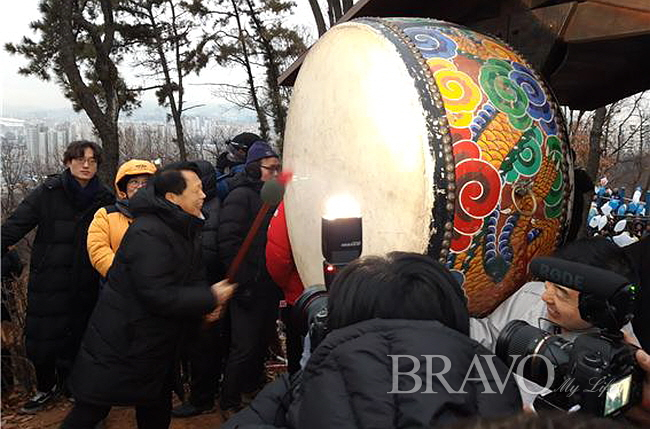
[
  {"x1": 216, "y1": 132, "x2": 261, "y2": 175},
  {"x1": 218, "y1": 141, "x2": 283, "y2": 419},
  {"x1": 215, "y1": 132, "x2": 262, "y2": 201}
]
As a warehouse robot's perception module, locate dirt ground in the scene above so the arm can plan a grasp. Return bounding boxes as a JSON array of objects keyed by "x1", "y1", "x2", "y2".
[
  {"x1": 1, "y1": 390, "x2": 225, "y2": 429},
  {"x1": 1, "y1": 358, "x2": 288, "y2": 429}
]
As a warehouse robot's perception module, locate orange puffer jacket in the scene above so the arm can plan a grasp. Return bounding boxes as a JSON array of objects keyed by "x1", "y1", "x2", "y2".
[{"x1": 87, "y1": 159, "x2": 156, "y2": 277}]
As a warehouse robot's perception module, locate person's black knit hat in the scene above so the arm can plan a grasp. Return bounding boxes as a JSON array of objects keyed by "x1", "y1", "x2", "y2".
[{"x1": 230, "y1": 132, "x2": 261, "y2": 151}]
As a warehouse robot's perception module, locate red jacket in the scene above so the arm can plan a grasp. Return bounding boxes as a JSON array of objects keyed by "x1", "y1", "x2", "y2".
[{"x1": 266, "y1": 202, "x2": 304, "y2": 305}]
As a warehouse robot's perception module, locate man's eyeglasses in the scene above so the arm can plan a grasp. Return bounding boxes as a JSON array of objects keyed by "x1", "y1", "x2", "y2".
[
  {"x1": 72, "y1": 157, "x2": 97, "y2": 166},
  {"x1": 261, "y1": 165, "x2": 282, "y2": 173}
]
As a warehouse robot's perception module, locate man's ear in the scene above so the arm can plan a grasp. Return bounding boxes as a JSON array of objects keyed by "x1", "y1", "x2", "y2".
[{"x1": 165, "y1": 192, "x2": 179, "y2": 205}]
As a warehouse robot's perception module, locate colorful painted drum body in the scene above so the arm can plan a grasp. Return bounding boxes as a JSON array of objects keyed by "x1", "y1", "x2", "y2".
[{"x1": 283, "y1": 18, "x2": 573, "y2": 316}]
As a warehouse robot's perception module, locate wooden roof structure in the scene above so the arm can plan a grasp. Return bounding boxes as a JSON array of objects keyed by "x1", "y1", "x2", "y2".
[{"x1": 278, "y1": 0, "x2": 650, "y2": 110}]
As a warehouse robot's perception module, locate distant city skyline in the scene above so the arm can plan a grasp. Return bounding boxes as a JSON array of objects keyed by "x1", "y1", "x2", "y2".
[
  {"x1": 0, "y1": 0, "x2": 318, "y2": 120},
  {"x1": 1, "y1": 114, "x2": 255, "y2": 177}
]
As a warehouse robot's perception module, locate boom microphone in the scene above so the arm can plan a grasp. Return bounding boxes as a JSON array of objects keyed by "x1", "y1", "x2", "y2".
[{"x1": 530, "y1": 256, "x2": 631, "y2": 299}]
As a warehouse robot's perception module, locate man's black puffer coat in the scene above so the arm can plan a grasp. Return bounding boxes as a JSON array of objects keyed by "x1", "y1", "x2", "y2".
[
  {"x1": 218, "y1": 171, "x2": 280, "y2": 300},
  {"x1": 69, "y1": 185, "x2": 217, "y2": 406},
  {"x1": 1, "y1": 171, "x2": 113, "y2": 368},
  {"x1": 224, "y1": 319, "x2": 522, "y2": 429}
]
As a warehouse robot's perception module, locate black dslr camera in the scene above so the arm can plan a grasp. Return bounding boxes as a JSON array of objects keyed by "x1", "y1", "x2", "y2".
[
  {"x1": 496, "y1": 256, "x2": 642, "y2": 417},
  {"x1": 292, "y1": 212, "x2": 363, "y2": 352},
  {"x1": 293, "y1": 285, "x2": 330, "y2": 353}
]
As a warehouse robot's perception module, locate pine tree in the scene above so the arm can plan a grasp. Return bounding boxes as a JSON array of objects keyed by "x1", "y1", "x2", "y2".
[{"x1": 5, "y1": 0, "x2": 138, "y2": 181}]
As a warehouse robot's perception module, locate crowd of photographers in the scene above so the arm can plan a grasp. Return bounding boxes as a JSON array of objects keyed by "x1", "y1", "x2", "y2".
[{"x1": 1, "y1": 137, "x2": 650, "y2": 428}]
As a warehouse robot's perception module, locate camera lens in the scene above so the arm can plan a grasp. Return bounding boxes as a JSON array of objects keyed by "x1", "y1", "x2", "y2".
[
  {"x1": 293, "y1": 286, "x2": 329, "y2": 336},
  {"x1": 497, "y1": 320, "x2": 571, "y2": 388}
]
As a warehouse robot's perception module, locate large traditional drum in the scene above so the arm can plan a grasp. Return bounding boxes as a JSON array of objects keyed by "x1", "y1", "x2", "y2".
[{"x1": 283, "y1": 18, "x2": 574, "y2": 316}]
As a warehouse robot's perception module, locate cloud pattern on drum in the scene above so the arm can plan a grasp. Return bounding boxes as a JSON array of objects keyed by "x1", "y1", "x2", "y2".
[
  {"x1": 390, "y1": 19, "x2": 570, "y2": 316},
  {"x1": 403, "y1": 27, "x2": 458, "y2": 59},
  {"x1": 480, "y1": 59, "x2": 533, "y2": 132},
  {"x1": 426, "y1": 58, "x2": 483, "y2": 127},
  {"x1": 501, "y1": 126, "x2": 544, "y2": 184}
]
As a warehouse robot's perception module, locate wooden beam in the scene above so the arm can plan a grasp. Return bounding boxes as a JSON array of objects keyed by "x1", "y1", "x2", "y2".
[
  {"x1": 590, "y1": 0, "x2": 650, "y2": 13},
  {"x1": 504, "y1": 2, "x2": 576, "y2": 74},
  {"x1": 564, "y1": 1, "x2": 650, "y2": 42}
]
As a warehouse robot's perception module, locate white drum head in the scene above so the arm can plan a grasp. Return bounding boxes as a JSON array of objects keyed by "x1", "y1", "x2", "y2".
[{"x1": 283, "y1": 22, "x2": 436, "y2": 287}]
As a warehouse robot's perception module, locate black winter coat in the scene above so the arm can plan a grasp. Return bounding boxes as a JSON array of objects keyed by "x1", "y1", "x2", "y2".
[
  {"x1": 195, "y1": 160, "x2": 223, "y2": 283},
  {"x1": 218, "y1": 172, "x2": 280, "y2": 301},
  {"x1": 1, "y1": 171, "x2": 113, "y2": 365},
  {"x1": 224, "y1": 319, "x2": 522, "y2": 429},
  {"x1": 69, "y1": 185, "x2": 217, "y2": 406}
]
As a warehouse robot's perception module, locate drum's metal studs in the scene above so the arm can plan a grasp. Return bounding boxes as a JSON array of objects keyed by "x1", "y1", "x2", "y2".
[
  {"x1": 448, "y1": 182, "x2": 456, "y2": 191},
  {"x1": 442, "y1": 239, "x2": 451, "y2": 248},
  {"x1": 445, "y1": 153, "x2": 453, "y2": 164},
  {"x1": 435, "y1": 101, "x2": 444, "y2": 109},
  {"x1": 442, "y1": 135, "x2": 451, "y2": 145},
  {"x1": 447, "y1": 193, "x2": 455, "y2": 202},
  {"x1": 445, "y1": 221, "x2": 453, "y2": 231},
  {"x1": 446, "y1": 203, "x2": 454, "y2": 212},
  {"x1": 444, "y1": 231, "x2": 453, "y2": 240},
  {"x1": 439, "y1": 117, "x2": 448, "y2": 126}
]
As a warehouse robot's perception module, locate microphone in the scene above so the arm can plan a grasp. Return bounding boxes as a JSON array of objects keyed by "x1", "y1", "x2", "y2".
[
  {"x1": 226, "y1": 172, "x2": 293, "y2": 282},
  {"x1": 529, "y1": 256, "x2": 631, "y2": 299},
  {"x1": 260, "y1": 172, "x2": 291, "y2": 205}
]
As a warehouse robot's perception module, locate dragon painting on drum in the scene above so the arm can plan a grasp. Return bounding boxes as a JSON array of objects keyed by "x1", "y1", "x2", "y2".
[{"x1": 282, "y1": 18, "x2": 574, "y2": 316}]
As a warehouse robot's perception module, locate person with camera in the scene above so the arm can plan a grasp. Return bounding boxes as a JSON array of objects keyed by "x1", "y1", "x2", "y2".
[
  {"x1": 444, "y1": 354, "x2": 650, "y2": 428},
  {"x1": 60, "y1": 163, "x2": 235, "y2": 429},
  {"x1": 470, "y1": 237, "x2": 638, "y2": 352},
  {"x1": 1, "y1": 141, "x2": 114, "y2": 413},
  {"x1": 218, "y1": 141, "x2": 284, "y2": 418},
  {"x1": 470, "y1": 237, "x2": 640, "y2": 411},
  {"x1": 223, "y1": 252, "x2": 522, "y2": 429}
]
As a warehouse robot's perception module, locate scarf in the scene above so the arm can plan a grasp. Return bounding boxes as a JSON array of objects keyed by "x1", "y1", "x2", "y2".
[{"x1": 62, "y1": 168, "x2": 102, "y2": 210}]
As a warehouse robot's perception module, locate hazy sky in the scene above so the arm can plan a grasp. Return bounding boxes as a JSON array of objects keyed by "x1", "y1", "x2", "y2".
[
  {"x1": 0, "y1": 0, "x2": 318, "y2": 118},
  {"x1": 0, "y1": 0, "x2": 69, "y2": 115}
]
